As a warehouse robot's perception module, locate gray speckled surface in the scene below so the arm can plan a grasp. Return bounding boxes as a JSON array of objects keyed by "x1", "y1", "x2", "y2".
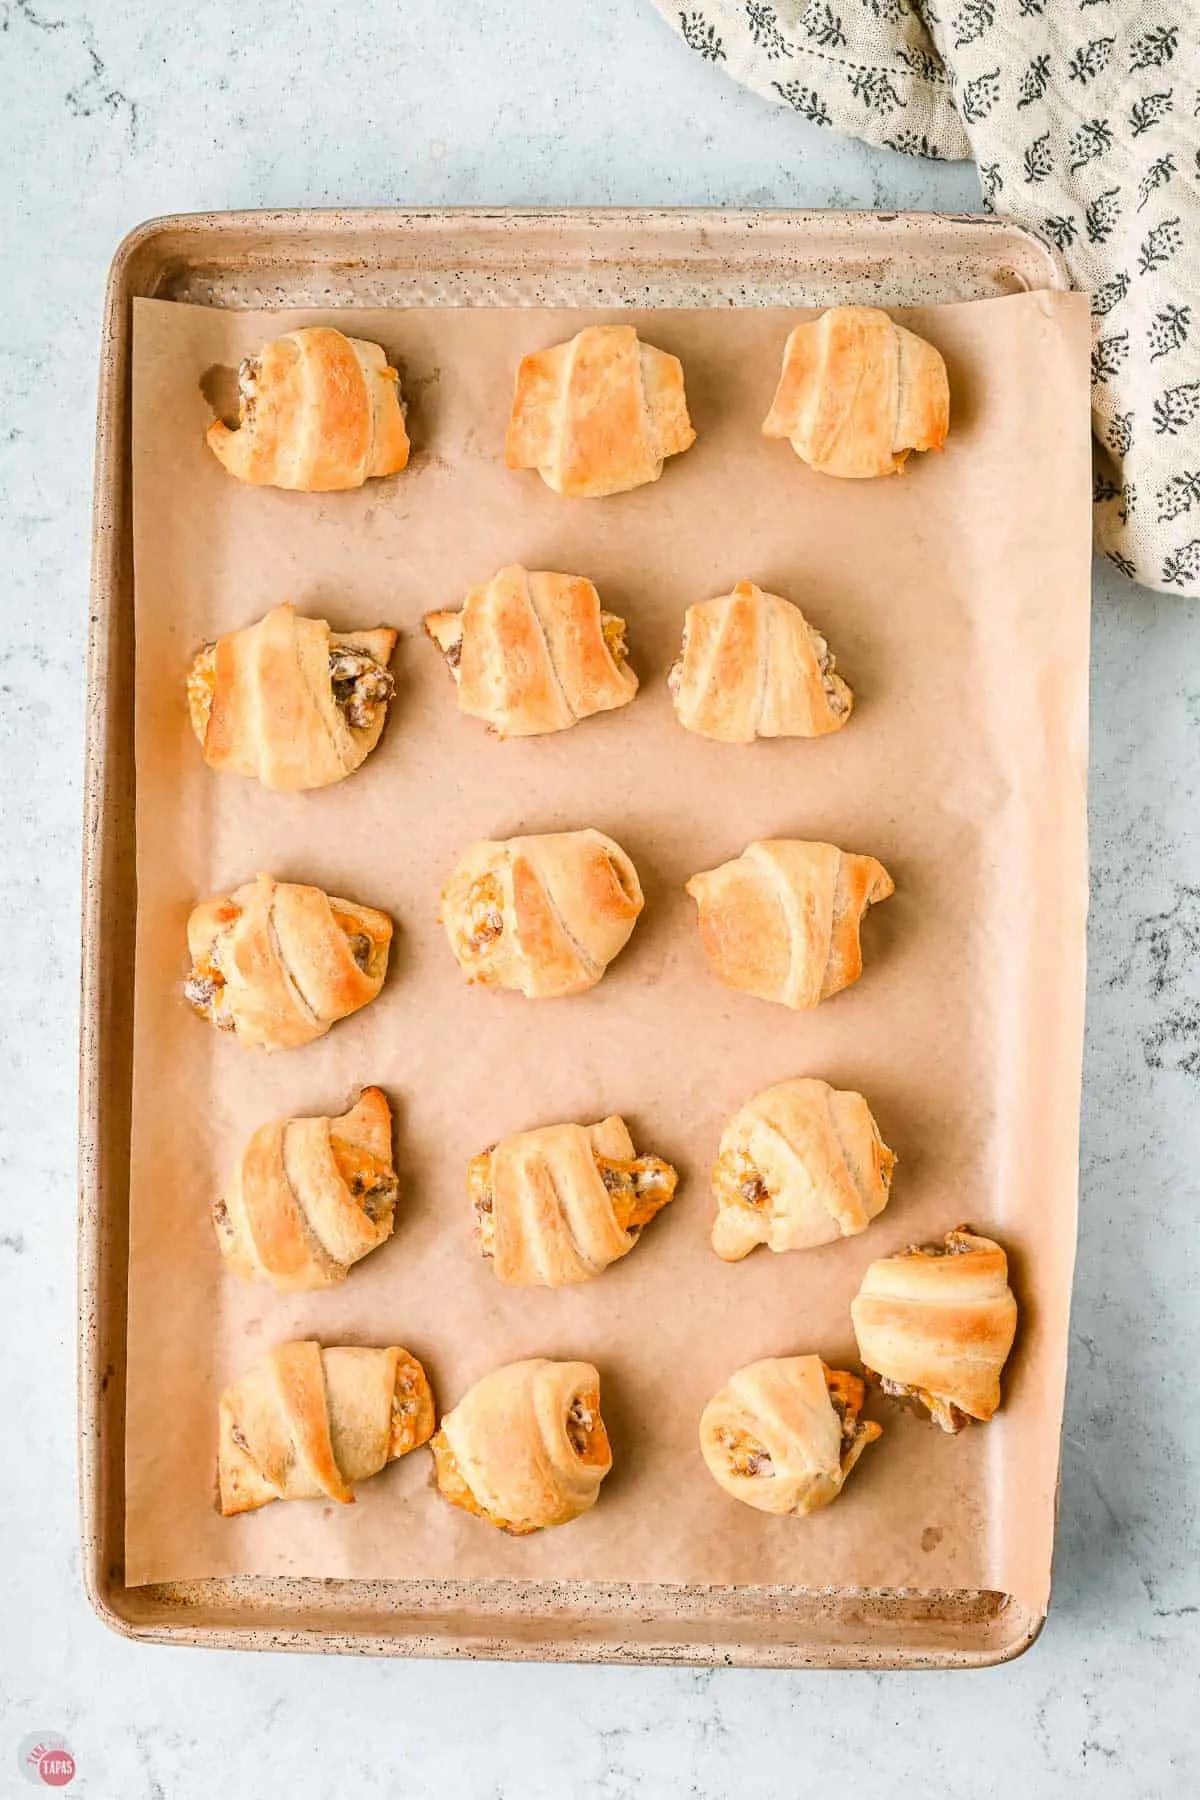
[{"x1": 3, "y1": 1, "x2": 1197, "y2": 1795}]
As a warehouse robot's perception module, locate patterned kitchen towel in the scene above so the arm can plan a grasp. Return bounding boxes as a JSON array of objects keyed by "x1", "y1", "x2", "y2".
[{"x1": 652, "y1": 0, "x2": 1200, "y2": 596}]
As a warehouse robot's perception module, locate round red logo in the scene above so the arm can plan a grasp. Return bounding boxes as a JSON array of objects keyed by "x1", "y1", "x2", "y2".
[
  {"x1": 36, "y1": 1750, "x2": 76, "y2": 1788},
  {"x1": 17, "y1": 1735, "x2": 76, "y2": 1789}
]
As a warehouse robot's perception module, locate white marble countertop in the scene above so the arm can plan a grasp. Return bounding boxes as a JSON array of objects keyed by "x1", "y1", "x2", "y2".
[{"x1": 3, "y1": 1, "x2": 1197, "y2": 1794}]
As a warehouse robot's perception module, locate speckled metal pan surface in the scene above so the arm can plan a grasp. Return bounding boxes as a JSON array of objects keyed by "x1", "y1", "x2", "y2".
[{"x1": 80, "y1": 208, "x2": 1069, "y2": 1666}]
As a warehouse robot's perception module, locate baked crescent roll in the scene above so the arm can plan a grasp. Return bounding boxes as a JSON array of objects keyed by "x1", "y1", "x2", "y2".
[
  {"x1": 218, "y1": 1340, "x2": 434, "y2": 1515},
  {"x1": 504, "y1": 323, "x2": 695, "y2": 497},
  {"x1": 762, "y1": 306, "x2": 949, "y2": 480},
  {"x1": 685, "y1": 839, "x2": 894, "y2": 1009},
  {"x1": 700, "y1": 1356, "x2": 881, "y2": 1516},
  {"x1": 431, "y1": 1358, "x2": 612, "y2": 1534},
  {"x1": 424, "y1": 565, "x2": 638, "y2": 738},
  {"x1": 711, "y1": 1078, "x2": 895, "y2": 1261},
  {"x1": 467, "y1": 1114, "x2": 677, "y2": 1286},
  {"x1": 206, "y1": 326, "x2": 410, "y2": 491},
  {"x1": 439, "y1": 829, "x2": 643, "y2": 998},
  {"x1": 213, "y1": 1088, "x2": 398, "y2": 1291},
  {"x1": 669, "y1": 580, "x2": 853, "y2": 742},
  {"x1": 851, "y1": 1227, "x2": 1018, "y2": 1432},
  {"x1": 185, "y1": 872, "x2": 392, "y2": 1049},
  {"x1": 186, "y1": 603, "x2": 396, "y2": 791}
]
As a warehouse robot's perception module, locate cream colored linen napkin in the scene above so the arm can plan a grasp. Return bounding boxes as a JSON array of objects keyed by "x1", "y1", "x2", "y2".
[{"x1": 652, "y1": 0, "x2": 1200, "y2": 596}]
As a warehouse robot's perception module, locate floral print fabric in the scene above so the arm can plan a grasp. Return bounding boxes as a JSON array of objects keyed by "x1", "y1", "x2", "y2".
[{"x1": 655, "y1": 0, "x2": 1200, "y2": 595}]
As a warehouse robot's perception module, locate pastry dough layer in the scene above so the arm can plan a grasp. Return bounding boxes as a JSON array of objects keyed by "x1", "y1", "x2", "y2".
[
  {"x1": 185, "y1": 872, "x2": 391, "y2": 1049},
  {"x1": 700, "y1": 1355, "x2": 880, "y2": 1516},
  {"x1": 685, "y1": 838, "x2": 894, "y2": 1009},
  {"x1": 187, "y1": 603, "x2": 396, "y2": 791},
  {"x1": 851, "y1": 1227, "x2": 1018, "y2": 1431},
  {"x1": 440, "y1": 829, "x2": 643, "y2": 998},
  {"x1": 466, "y1": 1114, "x2": 677, "y2": 1286},
  {"x1": 424, "y1": 565, "x2": 638, "y2": 737},
  {"x1": 432, "y1": 1358, "x2": 612, "y2": 1534},
  {"x1": 669, "y1": 580, "x2": 852, "y2": 742},
  {"x1": 762, "y1": 306, "x2": 949, "y2": 479},
  {"x1": 711, "y1": 1077, "x2": 895, "y2": 1260},
  {"x1": 206, "y1": 326, "x2": 410, "y2": 491},
  {"x1": 218, "y1": 1341, "x2": 434, "y2": 1515},
  {"x1": 505, "y1": 324, "x2": 695, "y2": 497},
  {"x1": 214, "y1": 1087, "x2": 398, "y2": 1290}
]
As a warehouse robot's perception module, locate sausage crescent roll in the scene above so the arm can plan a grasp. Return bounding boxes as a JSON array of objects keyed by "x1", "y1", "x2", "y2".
[
  {"x1": 187, "y1": 603, "x2": 396, "y2": 791},
  {"x1": 424, "y1": 565, "x2": 638, "y2": 737},
  {"x1": 206, "y1": 326, "x2": 410, "y2": 491},
  {"x1": 431, "y1": 1358, "x2": 612, "y2": 1534},
  {"x1": 213, "y1": 1087, "x2": 398, "y2": 1291},
  {"x1": 685, "y1": 839, "x2": 894, "y2": 1009},
  {"x1": 218, "y1": 1340, "x2": 434, "y2": 1515},
  {"x1": 439, "y1": 829, "x2": 643, "y2": 998},
  {"x1": 700, "y1": 1355, "x2": 881, "y2": 1516},
  {"x1": 711, "y1": 1077, "x2": 895, "y2": 1261},
  {"x1": 762, "y1": 306, "x2": 949, "y2": 480},
  {"x1": 669, "y1": 580, "x2": 852, "y2": 742},
  {"x1": 467, "y1": 1115, "x2": 677, "y2": 1286},
  {"x1": 851, "y1": 1227, "x2": 1018, "y2": 1432},
  {"x1": 505, "y1": 324, "x2": 695, "y2": 498},
  {"x1": 185, "y1": 872, "x2": 392, "y2": 1050}
]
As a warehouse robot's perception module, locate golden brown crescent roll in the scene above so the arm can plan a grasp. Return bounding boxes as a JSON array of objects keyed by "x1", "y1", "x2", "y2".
[
  {"x1": 186, "y1": 603, "x2": 396, "y2": 791},
  {"x1": 424, "y1": 565, "x2": 638, "y2": 738},
  {"x1": 467, "y1": 1115, "x2": 677, "y2": 1286},
  {"x1": 685, "y1": 839, "x2": 893, "y2": 1009},
  {"x1": 213, "y1": 1088, "x2": 398, "y2": 1291},
  {"x1": 206, "y1": 325, "x2": 410, "y2": 491},
  {"x1": 431, "y1": 1359, "x2": 612, "y2": 1534},
  {"x1": 763, "y1": 306, "x2": 949, "y2": 480},
  {"x1": 711, "y1": 1077, "x2": 895, "y2": 1261},
  {"x1": 851, "y1": 1227, "x2": 1018, "y2": 1432},
  {"x1": 669, "y1": 579, "x2": 853, "y2": 742},
  {"x1": 700, "y1": 1356, "x2": 881, "y2": 1516},
  {"x1": 439, "y1": 829, "x2": 643, "y2": 998},
  {"x1": 218, "y1": 1340, "x2": 434, "y2": 1515},
  {"x1": 185, "y1": 872, "x2": 392, "y2": 1050},
  {"x1": 504, "y1": 323, "x2": 695, "y2": 497}
]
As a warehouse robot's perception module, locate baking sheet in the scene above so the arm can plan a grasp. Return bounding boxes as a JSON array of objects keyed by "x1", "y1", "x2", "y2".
[{"x1": 126, "y1": 290, "x2": 1091, "y2": 1607}]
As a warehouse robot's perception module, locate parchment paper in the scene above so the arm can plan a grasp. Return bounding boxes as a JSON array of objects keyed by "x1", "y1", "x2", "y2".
[{"x1": 126, "y1": 290, "x2": 1092, "y2": 1611}]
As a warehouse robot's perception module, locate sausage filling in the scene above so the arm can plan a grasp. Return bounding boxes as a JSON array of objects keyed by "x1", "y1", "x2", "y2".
[
  {"x1": 600, "y1": 612, "x2": 629, "y2": 667},
  {"x1": 184, "y1": 956, "x2": 234, "y2": 1031},
  {"x1": 809, "y1": 626, "x2": 851, "y2": 717},
  {"x1": 388, "y1": 1356, "x2": 432, "y2": 1457},
  {"x1": 597, "y1": 1155, "x2": 678, "y2": 1231},
  {"x1": 237, "y1": 354, "x2": 260, "y2": 422},
  {"x1": 565, "y1": 1391, "x2": 610, "y2": 1466},
  {"x1": 329, "y1": 1135, "x2": 399, "y2": 1226},
  {"x1": 717, "y1": 1425, "x2": 774, "y2": 1478},
  {"x1": 461, "y1": 874, "x2": 506, "y2": 960},
  {"x1": 870, "y1": 1373, "x2": 969, "y2": 1434},
  {"x1": 823, "y1": 1365, "x2": 880, "y2": 1463},
  {"x1": 713, "y1": 1146, "x2": 774, "y2": 1214},
  {"x1": 328, "y1": 644, "x2": 395, "y2": 731},
  {"x1": 186, "y1": 644, "x2": 219, "y2": 740},
  {"x1": 329, "y1": 909, "x2": 381, "y2": 976}
]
